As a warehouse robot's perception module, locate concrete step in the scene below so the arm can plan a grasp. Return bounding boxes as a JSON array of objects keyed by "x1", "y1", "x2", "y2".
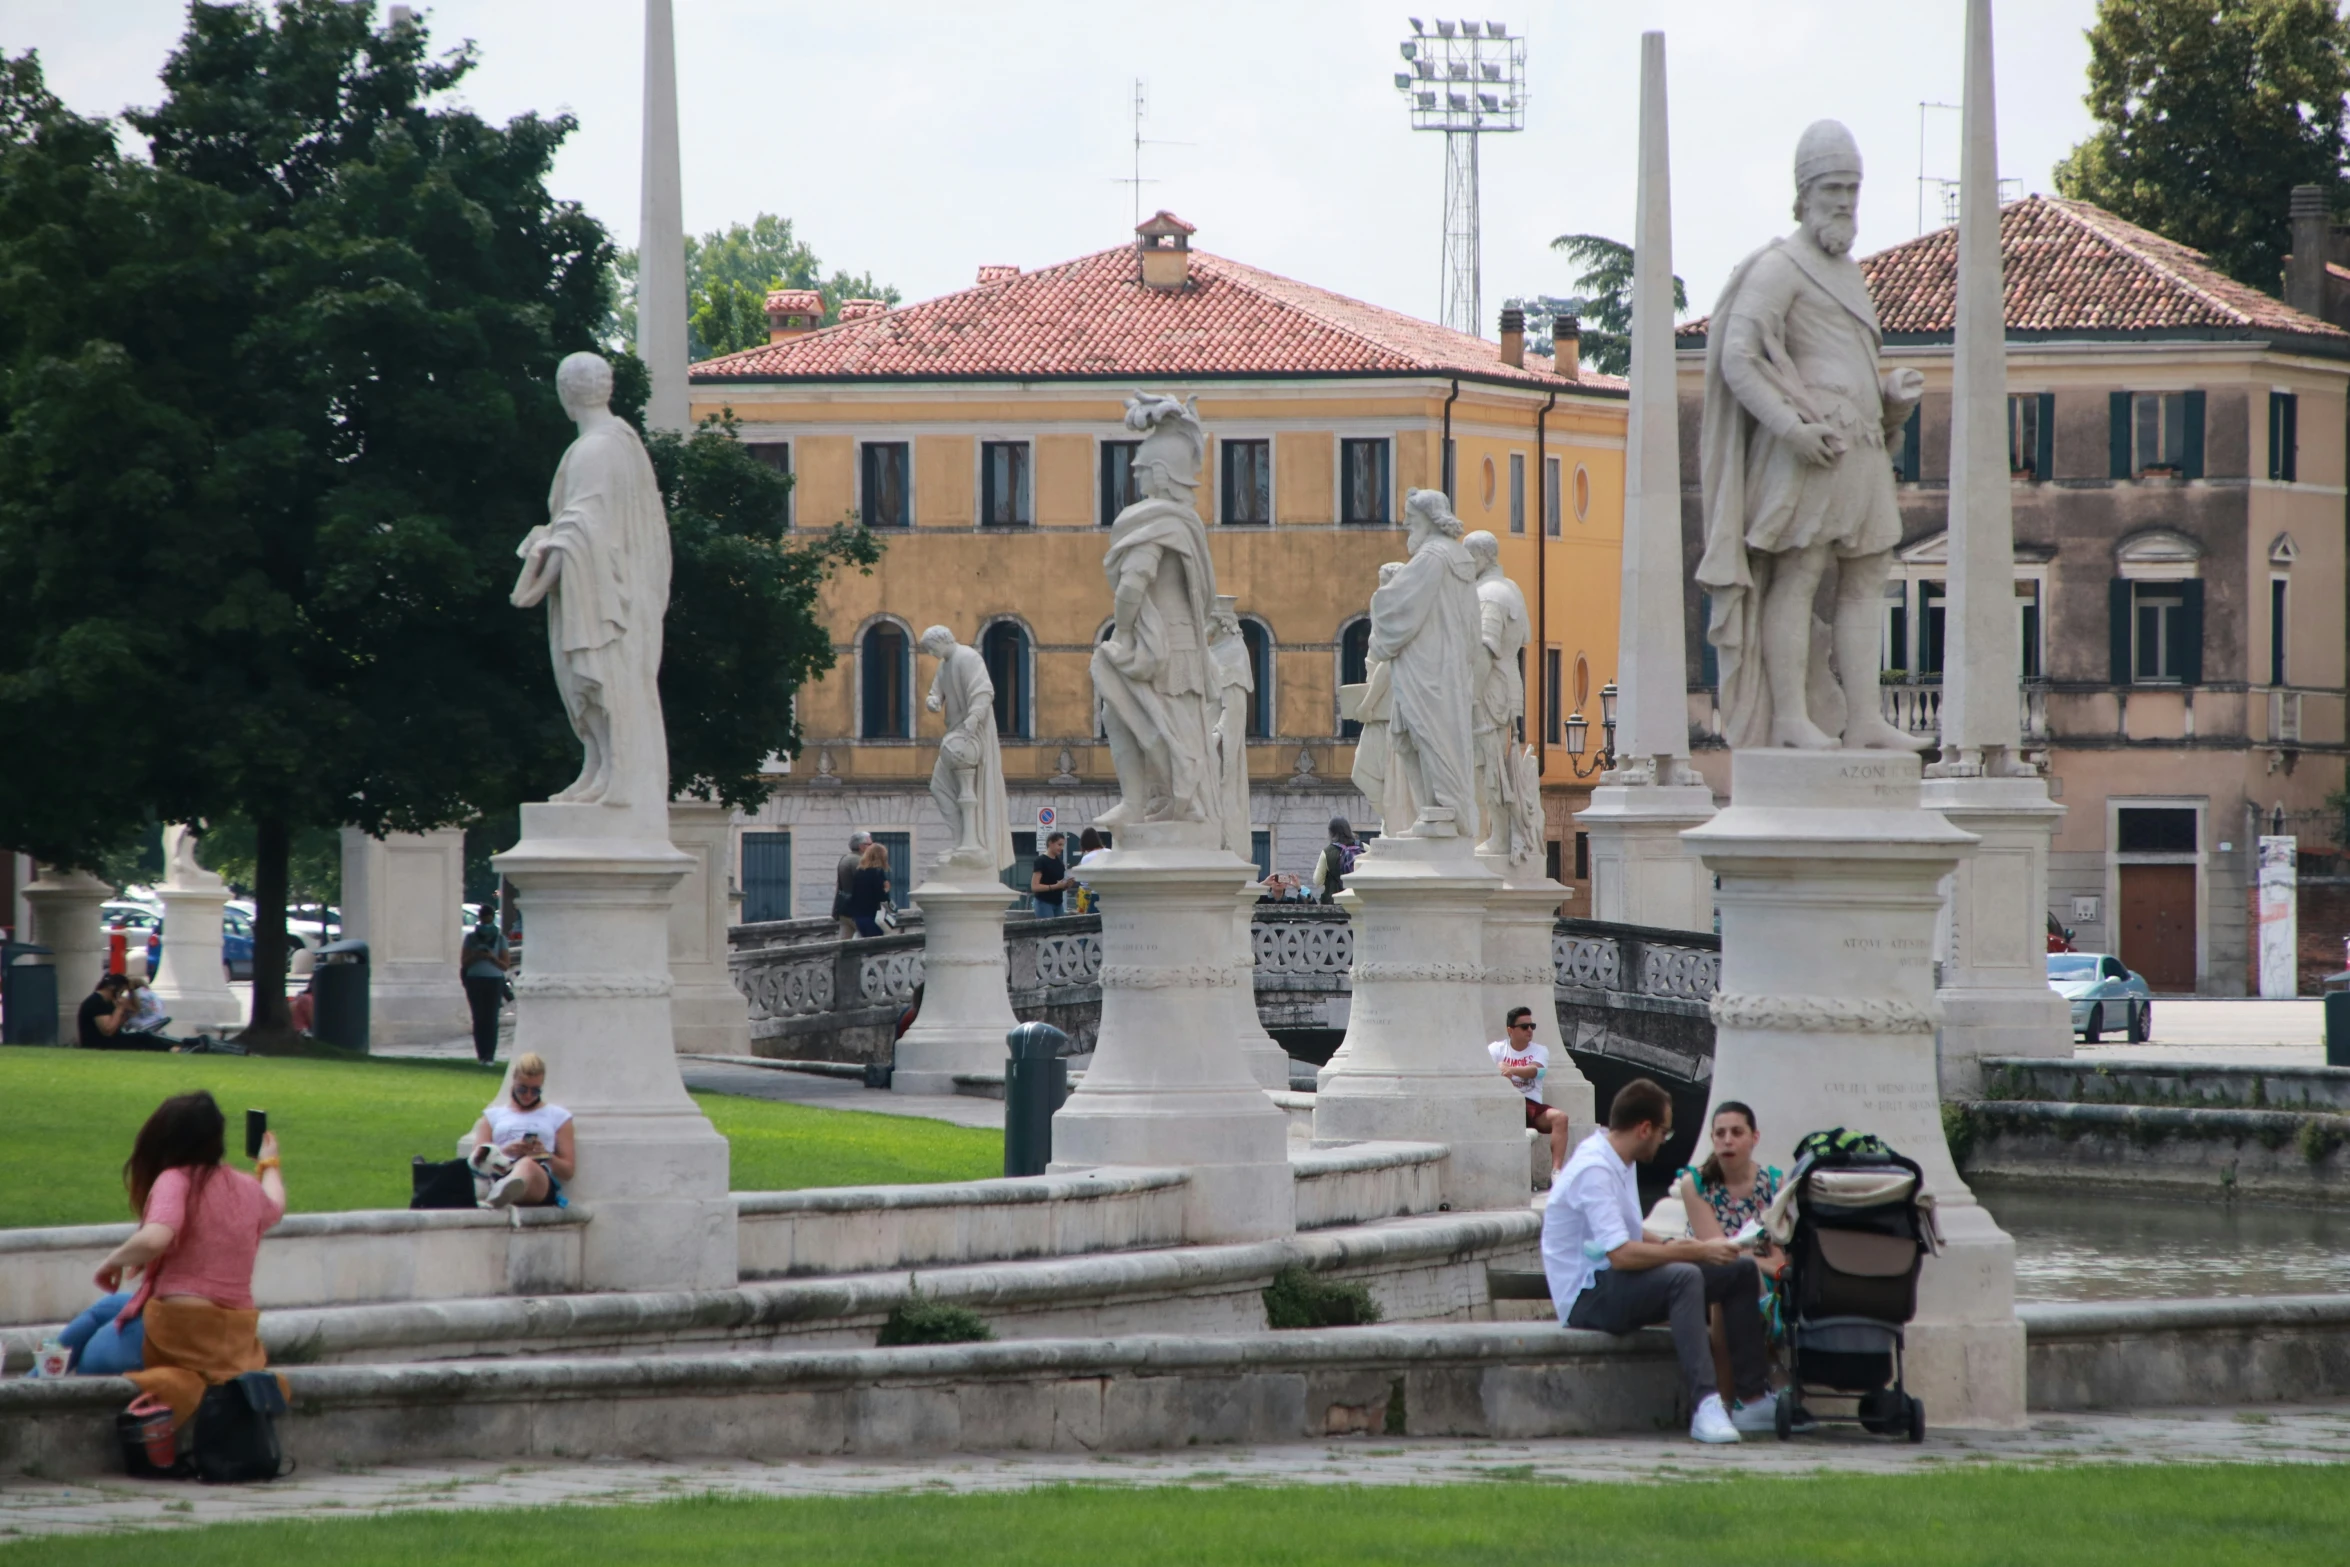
[
  {"x1": 1959, "y1": 1099, "x2": 2350, "y2": 1202},
  {"x1": 1981, "y1": 1056, "x2": 2350, "y2": 1112}
]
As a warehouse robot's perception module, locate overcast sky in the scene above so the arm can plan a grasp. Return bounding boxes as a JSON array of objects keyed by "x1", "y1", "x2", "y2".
[{"x1": 6, "y1": 0, "x2": 2104, "y2": 330}]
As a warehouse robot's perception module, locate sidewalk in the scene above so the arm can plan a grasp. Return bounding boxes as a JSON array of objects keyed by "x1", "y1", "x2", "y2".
[
  {"x1": 2079, "y1": 997, "x2": 2327, "y2": 1066},
  {"x1": 3, "y1": 1403, "x2": 2343, "y2": 1541}
]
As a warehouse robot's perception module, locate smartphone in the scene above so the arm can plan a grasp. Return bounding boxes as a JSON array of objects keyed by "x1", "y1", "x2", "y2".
[{"x1": 245, "y1": 1108, "x2": 267, "y2": 1161}]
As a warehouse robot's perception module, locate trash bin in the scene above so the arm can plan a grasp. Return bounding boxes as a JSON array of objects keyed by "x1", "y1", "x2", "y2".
[
  {"x1": 1003, "y1": 1021, "x2": 1070, "y2": 1178},
  {"x1": 2325, "y1": 987, "x2": 2350, "y2": 1069},
  {"x1": 311, "y1": 938, "x2": 370, "y2": 1054},
  {"x1": 2, "y1": 942, "x2": 57, "y2": 1045}
]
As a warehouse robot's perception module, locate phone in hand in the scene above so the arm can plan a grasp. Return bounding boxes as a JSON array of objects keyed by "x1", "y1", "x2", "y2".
[{"x1": 246, "y1": 1109, "x2": 267, "y2": 1161}]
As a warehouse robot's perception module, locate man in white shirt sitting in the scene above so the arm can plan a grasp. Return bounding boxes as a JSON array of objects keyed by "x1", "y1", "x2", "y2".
[
  {"x1": 1488, "y1": 1005, "x2": 1568, "y2": 1170},
  {"x1": 1541, "y1": 1077, "x2": 1773, "y2": 1444}
]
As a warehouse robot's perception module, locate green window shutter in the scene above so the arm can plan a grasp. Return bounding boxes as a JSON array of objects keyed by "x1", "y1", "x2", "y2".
[
  {"x1": 2110, "y1": 391, "x2": 2133, "y2": 478},
  {"x1": 2268, "y1": 392, "x2": 2284, "y2": 480},
  {"x1": 2108, "y1": 578, "x2": 2132, "y2": 684},
  {"x1": 2036, "y1": 392, "x2": 2056, "y2": 481},
  {"x1": 2180, "y1": 390, "x2": 2206, "y2": 479},
  {"x1": 2177, "y1": 579, "x2": 2204, "y2": 686}
]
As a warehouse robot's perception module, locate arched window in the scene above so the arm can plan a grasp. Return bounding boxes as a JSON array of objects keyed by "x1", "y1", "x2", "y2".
[
  {"x1": 981, "y1": 620, "x2": 1032, "y2": 740},
  {"x1": 1338, "y1": 617, "x2": 1372, "y2": 738},
  {"x1": 1240, "y1": 618, "x2": 1275, "y2": 739},
  {"x1": 860, "y1": 622, "x2": 911, "y2": 739}
]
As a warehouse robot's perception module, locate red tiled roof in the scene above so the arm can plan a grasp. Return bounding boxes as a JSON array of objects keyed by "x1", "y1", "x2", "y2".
[
  {"x1": 1678, "y1": 195, "x2": 2348, "y2": 342},
  {"x1": 693, "y1": 245, "x2": 1614, "y2": 389}
]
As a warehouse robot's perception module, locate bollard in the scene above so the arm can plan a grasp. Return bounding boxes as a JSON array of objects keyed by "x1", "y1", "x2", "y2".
[
  {"x1": 1003, "y1": 1020, "x2": 1070, "y2": 1178},
  {"x1": 2326, "y1": 990, "x2": 2350, "y2": 1069}
]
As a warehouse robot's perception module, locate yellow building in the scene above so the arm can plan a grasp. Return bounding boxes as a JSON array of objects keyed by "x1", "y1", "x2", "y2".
[{"x1": 689, "y1": 216, "x2": 1627, "y2": 919}]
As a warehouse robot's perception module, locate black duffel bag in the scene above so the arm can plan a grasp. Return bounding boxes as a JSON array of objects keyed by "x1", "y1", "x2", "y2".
[
  {"x1": 410, "y1": 1155, "x2": 478, "y2": 1210},
  {"x1": 190, "y1": 1371, "x2": 291, "y2": 1483}
]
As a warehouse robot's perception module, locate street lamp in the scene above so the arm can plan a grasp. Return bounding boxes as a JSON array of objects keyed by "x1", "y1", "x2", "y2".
[{"x1": 1560, "y1": 682, "x2": 1618, "y2": 779}]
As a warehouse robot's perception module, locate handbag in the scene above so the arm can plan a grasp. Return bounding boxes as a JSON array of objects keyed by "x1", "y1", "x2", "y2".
[
  {"x1": 117, "y1": 1393, "x2": 188, "y2": 1479},
  {"x1": 189, "y1": 1371, "x2": 291, "y2": 1483},
  {"x1": 876, "y1": 903, "x2": 899, "y2": 932}
]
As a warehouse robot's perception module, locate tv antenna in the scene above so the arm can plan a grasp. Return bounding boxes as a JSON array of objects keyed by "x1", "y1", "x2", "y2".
[
  {"x1": 1395, "y1": 18, "x2": 1527, "y2": 337},
  {"x1": 1113, "y1": 79, "x2": 1192, "y2": 230}
]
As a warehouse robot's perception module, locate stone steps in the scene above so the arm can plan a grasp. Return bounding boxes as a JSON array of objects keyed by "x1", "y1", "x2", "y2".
[
  {"x1": 1981, "y1": 1056, "x2": 2350, "y2": 1112},
  {"x1": 1958, "y1": 1099, "x2": 2350, "y2": 1202}
]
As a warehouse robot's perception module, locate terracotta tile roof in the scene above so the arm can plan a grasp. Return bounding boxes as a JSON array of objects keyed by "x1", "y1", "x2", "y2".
[
  {"x1": 692, "y1": 245, "x2": 1614, "y2": 390},
  {"x1": 1677, "y1": 195, "x2": 2348, "y2": 343}
]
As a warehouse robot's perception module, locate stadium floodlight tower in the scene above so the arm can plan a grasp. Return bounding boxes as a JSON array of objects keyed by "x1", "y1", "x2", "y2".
[{"x1": 1394, "y1": 18, "x2": 1527, "y2": 337}]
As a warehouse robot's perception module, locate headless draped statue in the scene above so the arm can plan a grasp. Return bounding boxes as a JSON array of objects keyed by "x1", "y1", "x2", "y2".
[
  {"x1": 1206, "y1": 595, "x2": 1255, "y2": 859},
  {"x1": 512, "y1": 351, "x2": 673, "y2": 809},
  {"x1": 920, "y1": 625, "x2": 1014, "y2": 872},
  {"x1": 1696, "y1": 121, "x2": 1927, "y2": 752}
]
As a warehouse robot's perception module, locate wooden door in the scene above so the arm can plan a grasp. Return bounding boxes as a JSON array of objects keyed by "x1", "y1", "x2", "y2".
[{"x1": 2118, "y1": 863, "x2": 2197, "y2": 991}]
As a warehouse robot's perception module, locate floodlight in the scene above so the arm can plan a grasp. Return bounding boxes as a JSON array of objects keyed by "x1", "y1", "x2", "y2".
[
  {"x1": 1394, "y1": 71, "x2": 1411, "y2": 88},
  {"x1": 1400, "y1": 41, "x2": 1416, "y2": 59},
  {"x1": 1449, "y1": 60, "x2": 1468, "y2": 78},
  {"x1": 1478, "y1": 92, "x2": 1499, "y2": 111},
  {"x1": 1448, "y1": 90, "x2": 1468, "y2": 109},
  {"x1": 1415, "y1": 90, "x2": 1435, "y2": 108},
  {"x1": 1409, "y1": 16, "x2": 1424, "y2": 32},
  {"x1": 1486, "y1": 20, "x2": 1506, "y2": 36},
  {"x1": 1481, "y1": 61, "x2": 1501, "y2": 80},
  {"x1": 1415, "y1": 58, "x2": 1434, "y2": 77},
  {"x1": 1435, "y1": 18, "x2": 1455, "y2": 36},
  {"x1": 1458, "y1": 18, "x2": 1478, "y2": 35}
]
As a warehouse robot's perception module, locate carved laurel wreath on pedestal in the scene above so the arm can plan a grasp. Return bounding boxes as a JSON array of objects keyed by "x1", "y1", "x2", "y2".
[{"x1": 1707, "y1": 993, "x2": 1938, "y2": 1034}]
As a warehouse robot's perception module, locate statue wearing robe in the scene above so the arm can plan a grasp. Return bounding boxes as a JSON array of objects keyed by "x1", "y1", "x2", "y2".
[
  {"x1": 1207, "y1": 600, "x2": 1255, "y2": 860},
  {"x1": 922, "y1": 627, "x2": 1014, "y2": 872},
  {"x1": 1368, "y1": 490, "x2": 1482, "y2": 837},
  {"x1": 1465, "y1": 532, "x2": 1532, "y2": 857}
]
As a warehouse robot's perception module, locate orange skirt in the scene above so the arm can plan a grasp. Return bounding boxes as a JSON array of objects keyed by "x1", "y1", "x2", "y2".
[{"x1": 124, "y1": 1297, "x2": 279, "y2": 1430}]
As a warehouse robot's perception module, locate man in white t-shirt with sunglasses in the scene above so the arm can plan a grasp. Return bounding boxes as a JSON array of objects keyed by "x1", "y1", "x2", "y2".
[{"x1": 1489, "y1": 1005, "x2": 1568, "y2": 1171}]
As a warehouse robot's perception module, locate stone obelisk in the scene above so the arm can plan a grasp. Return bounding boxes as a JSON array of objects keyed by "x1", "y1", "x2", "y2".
[
  {"x1": 1919, "y1": 0, "x2": 2071, "y2": 1095},
  {"x1": 637, "y1": 0, "x2": 689, "y2": 435},
  {"x1": 1575, "y1": 31, "x2": 1715, "y2": 932}
]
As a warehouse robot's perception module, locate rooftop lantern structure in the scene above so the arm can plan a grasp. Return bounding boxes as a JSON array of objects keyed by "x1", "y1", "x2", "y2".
[
  {"x1": 1136, "y1": 210, "x2": 1197, "y2": 290},
  {"x1": 763, "y1": 288, "x2": 823, "y2": 344}
]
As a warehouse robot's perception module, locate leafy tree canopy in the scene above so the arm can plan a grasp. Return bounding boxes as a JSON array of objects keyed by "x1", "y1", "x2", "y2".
[
  {"x1": 1509, "y1": 234, "x2": 1686, "y2": 378},
  {"x1": 611, "y1": 212, "x2": 902, "y2": 358},
  {"x1": 2055, "y1": 0, "x2": 2350, "y2": 292}
]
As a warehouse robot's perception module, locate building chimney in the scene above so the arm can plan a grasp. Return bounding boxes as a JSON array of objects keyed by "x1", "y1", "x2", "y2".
[
  {"x1": 835, "y1": 298, "x2": 888, "y2": 322},
  {"x1": 763, "y1": 288, "x2": 823, "y2": 344},
  {"x1": 1552, "y1": 315, "x2": 1580, "y2": 380},
  {"x1": 1135, "y1": 210, "x2": 1196, "y2": 290},
  {"x1": 976, "y1": 264, "x2": 1019, "y2": 286},
  {"x1": 2285, "y1": 184, "x2": 2332, "y2": 321},
  {"x1": 1498, "y1": 305, "x2": 1525, "y2": 368}
]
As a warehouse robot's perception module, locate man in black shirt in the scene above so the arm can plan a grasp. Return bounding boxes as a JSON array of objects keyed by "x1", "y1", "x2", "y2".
[
  {"x1": 833, "y1": 830, "x2": 872, "y2": 937},
  {"x1": 1029, "y1": 832, "x2": 1072, "y2": 917},
  {"x1": 78, "y1": 974, "x2": 169, "y2": 1051}
]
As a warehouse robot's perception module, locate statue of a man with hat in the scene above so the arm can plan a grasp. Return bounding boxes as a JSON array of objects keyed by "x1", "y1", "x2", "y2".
[
  {"x1": 1093, "y1": 394, "x2": 1222, "y2": 825},
  {"x1": 1696, "y1": 120, "x2": 1927, "y2": 751}
]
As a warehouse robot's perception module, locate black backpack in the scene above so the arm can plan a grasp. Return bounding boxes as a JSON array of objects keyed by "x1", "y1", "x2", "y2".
[{"x1": 190, "y1": 1372, "x2": 291, "y2": 1483}]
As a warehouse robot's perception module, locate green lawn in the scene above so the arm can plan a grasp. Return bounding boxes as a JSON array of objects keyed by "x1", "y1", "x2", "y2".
[
  {"x1": 4, "y1": 1467, "x2": 2346, "y2": 1564},
  {"x1": 0, "y1": 1048, "x2": 1001, "y2": 1229}
]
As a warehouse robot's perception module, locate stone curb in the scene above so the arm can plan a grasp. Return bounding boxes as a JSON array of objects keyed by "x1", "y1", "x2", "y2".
[
  {"x1": 732, "y1": 1167, "x2": 1188, "y2": 1216},
  {"x1": 1972, "y1": 1100, "x2": 2349, "y2": 1136}
]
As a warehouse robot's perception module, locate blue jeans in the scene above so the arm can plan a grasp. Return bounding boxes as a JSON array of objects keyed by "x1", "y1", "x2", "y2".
[
  {"x1": 1033, "y1": 898, "x2": 1063, "y2": 918},
  {"x1": 60, "y1": 1290, "x2": 143, "y2": 1375}
]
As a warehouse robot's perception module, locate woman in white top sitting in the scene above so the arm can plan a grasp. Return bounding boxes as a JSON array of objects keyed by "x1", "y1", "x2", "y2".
[{"x1": 466, "y1": 1051, "x2": 575, "y2": 1209}]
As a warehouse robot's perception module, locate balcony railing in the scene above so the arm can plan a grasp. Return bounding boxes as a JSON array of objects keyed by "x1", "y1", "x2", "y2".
[{"x1": 1880, "y1": 679, "x2": 2049, "y2": 744}]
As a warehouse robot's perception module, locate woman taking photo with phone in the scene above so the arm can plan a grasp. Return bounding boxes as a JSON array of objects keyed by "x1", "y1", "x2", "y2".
[
  {"x1": 466, "y1": 1052, "x2": 574, "y2": 1208},
  {"x1": 83, "y1": 1092, "x2": 286, "y2": 1429}
]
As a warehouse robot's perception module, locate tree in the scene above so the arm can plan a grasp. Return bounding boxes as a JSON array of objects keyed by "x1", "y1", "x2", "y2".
[
  {"x1": 1514, "y1": 234, "x2": 1687, "y2": 378},
  {"x1": 0, "y1": 7, "x2": 876, "y2": 1042},
  {"x1": 610, "y1": 213, "x2": 903, "y2": 357},
  {"x1": 2055, "y1": 0, "x2": 2350, "y2": 292}
]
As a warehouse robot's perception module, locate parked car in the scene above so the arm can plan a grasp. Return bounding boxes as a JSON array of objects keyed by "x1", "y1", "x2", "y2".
[
  {"x1": 110, "y1": 903, "x2": 305, "y2": 981},
  {"x1": 101, "y1": 901, "x2": 164, "y2": 973},
  {"x1": 2046, "y1": 952, "x2": 2153, "y2": 1043}
]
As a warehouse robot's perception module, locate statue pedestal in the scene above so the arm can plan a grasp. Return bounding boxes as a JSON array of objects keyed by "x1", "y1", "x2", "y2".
[
  {"x1": 1314, "y1": 836, "x2": 1525, "y2": 1212},
  {"x1": 1576, "y1": 779, "x2": 1717, "y2": 933},
  {"x1": 1231, "y1": 884, "x2": 1291, "y2": 1091},
  {"x1": 1478, "y1": 854, "x2": 1596, "y2": 1149},
  {"x1": 495, "y1": 802, "x2": 736, "y2": 1291},
  {"x1": 340, "y1": 828, "x2": 470, "y2": 1049},
  {"x1": 893, "y1": 867, "x2": 1020, "y2": 1095},
  {"x1": 666, "y1": 802, "x2": 752, "y2": 1058},
  {"x1": 1050, "y1": 823, "x2": 1293, "y2": 1242},
  {"x1": 23, "y1": 867, "x2": 114, "y2": 1040},
  {"x1": 151, "y1": 882, "x2": 240, "y2": 1033},
  {"x1": 1684, "y1": 750, "x2": 2023, "y2": 1429},
  {"x1": 1919, "y1": 774, "x2": 2072, "y2": 1096}
]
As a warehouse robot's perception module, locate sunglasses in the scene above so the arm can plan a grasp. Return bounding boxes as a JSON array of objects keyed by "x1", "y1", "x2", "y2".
[
  {"x1": 1508, "y1": 1020, "x2": 1536, "y2": 1030},
  {"x1": 512, "y1": 1082, "x2": 543, "y2": 1099}
]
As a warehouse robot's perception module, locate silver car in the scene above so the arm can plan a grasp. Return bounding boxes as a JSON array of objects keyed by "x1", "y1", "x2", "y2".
[{"x1": 2046, "y1": 951, "x2": 2153, "y2": 1043}]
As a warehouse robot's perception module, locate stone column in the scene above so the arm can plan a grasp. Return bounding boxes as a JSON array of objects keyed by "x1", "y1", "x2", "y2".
[
  {"x1": 666, "y1": 801, "x2": 752, "y2": 1057},
  {"x1": 152, "y1": 828, "x2": 240, "y2": 1033},
  {"x1": 1231, "y1": 884, "x2": 1291, "y2": 1091},
  {"x1": 1923, "y1": 0, "x2": 2070, "y2": 1093},
  {"x1": 23, "y1": 866, "x2": 112, "y2": 1040},
  {"x1": 1051, "y1": 823, "x2": 1293, "y2": 1242},
  {"x1": 1313, "y1": 836, "x2": 1524, "y2": 1212},
  {"x1": 340, "y1": 828, "x2": 469, "y2": 1049},
  {"x1": 892, "y1": 869, "x2": 1021, "y2": 1095},
  {"x1": 636, "y1": 0, "x2": 689, "y2": 434},
  {"x1": 1685, "y1": 751, "x2": 2023, "y2": 1429},
  {"x1": 1479, "y1": 854, "x2": 1596, "y2": 1147},
  {"x1": 1575, "y1": 32, "x2": 1716, "y2": 930},
  {"x1": 495, "y1": 803, "x2": 736, "y2": 1289}
]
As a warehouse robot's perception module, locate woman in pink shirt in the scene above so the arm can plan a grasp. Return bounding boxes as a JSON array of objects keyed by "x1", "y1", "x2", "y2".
[{"x1": 92, "y1": 1092, "x2": 286, "y2": 1428}]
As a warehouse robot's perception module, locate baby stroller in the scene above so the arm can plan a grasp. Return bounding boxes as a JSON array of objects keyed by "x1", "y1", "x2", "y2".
[{"x1": 1761, "y1": 1128, "x2": 1941, "y2": 1443}]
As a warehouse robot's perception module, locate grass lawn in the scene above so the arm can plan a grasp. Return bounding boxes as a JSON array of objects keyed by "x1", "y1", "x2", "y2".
[
  {"x1": 4, "y1": 1466, "x2": 2346, "y2": 1564},
  {"x1": 0, "y1": 1048, "x2": 1001, "y2": 1229}
]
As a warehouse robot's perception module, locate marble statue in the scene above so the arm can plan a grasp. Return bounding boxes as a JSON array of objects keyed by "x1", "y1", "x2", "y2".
[
  {"x1": 920, "y1": 625, "x2": 1014, "y2": 871},
  {"x1": 1696, "y1": 121, "x2": 1926, "y2": 752},
  {"x1": 1464, "y1": 531, "x2": 1538, "y2": 859},
  {"x1": 1093, "y1": 394, "x2": 1221, "y2": 826},
  {"x1": 162, "y1": 823, "x2": 223, "y2": 890},
  {"x1": 1343, "y1": 564, "x2": 1412, "y2": 833},
  {"x1": 1206, "y1": 596, "x2": 1255, "y2": 859},
  {"x1": 1367, "y1": 490, "x2": 1481, "y2": 838},
  {"x1": 512, "y1": 351, "x2": 673, "y2": 808}
]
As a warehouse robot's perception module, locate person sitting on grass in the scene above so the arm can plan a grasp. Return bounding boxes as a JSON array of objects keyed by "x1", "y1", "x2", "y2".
[
  {"x1": 1541, "y1": 1076, "x2": 1774, "y2": 1445},
  {"x1": 465, "y1": 1052, "x2": 574, "y2": 1209},
  {"x1": 1490, "y1": 1004, "x2": 1569, "y2": 1171},
  {"x1": 78, "y1": 974, "x2": 173, "y2": 1053},
  {"x1": 1677, "y1": 1101, "x2": 1788, "y2": 1398},
  {"x1": 86, "y1": 1093, "x2": 285, "y2": 1433}
]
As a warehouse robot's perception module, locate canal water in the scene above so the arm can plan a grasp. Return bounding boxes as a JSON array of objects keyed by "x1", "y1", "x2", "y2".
[{"x1": 1976, "y1": 1181, "x2": 2350, "y2": 1301}]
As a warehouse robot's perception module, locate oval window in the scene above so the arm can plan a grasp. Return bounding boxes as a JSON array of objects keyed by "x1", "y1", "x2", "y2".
[
  {"x1": 1481, "y1": 455, "x2": 1498, "y2": 509},
  {"x1": 1574, "y1": 654, "x2": 1591, "y2": 710},
  {"x1": 1572, "y1": 463, "x2": 1592, "y2": 522}
]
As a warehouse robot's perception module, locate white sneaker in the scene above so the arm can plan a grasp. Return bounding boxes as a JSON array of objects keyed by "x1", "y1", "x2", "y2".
[
  {"x1": 1690, "y1": 1392, "x2": 1740, "y2": 1444},
  {"x1": 1731, "y1": 1395, "x2": 1779, "y2": 1435},
  {"x1": 483, "y1": 1170, "x2": 528, "y2": 1209}
]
